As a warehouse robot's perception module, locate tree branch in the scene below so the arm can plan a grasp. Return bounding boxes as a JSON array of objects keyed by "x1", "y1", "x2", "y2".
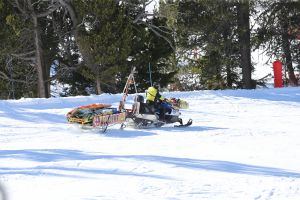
[
  {"x1": 0, "y1": 71, "x2": 28, "y2": 83},
  {"x1": 36, "y1": 4, "x2": 60, "y2": 18}
]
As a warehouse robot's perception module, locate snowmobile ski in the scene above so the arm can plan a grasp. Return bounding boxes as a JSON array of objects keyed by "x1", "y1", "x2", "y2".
[
  {"x1": 132, "y1": 118, "x2": 165, "y2": 129},
  {"x1": 174, "y1": 119, "x2": 193, "y2": 127}
]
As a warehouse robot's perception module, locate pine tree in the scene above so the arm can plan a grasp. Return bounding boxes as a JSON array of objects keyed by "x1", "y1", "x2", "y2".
[
  {"x1": 127, "y1": 16, "x2": 177, "y2": 92},
  {"x1": 0, "y1": 0, "x2": 38, "y2": 99},
  {"x1": 175, "y1": 0, "x2": 242, "y2": 89},
  {"x1": 71, "y1": 0, "x2": 132, "y2": 94},
  {"x1": 255, "y1": 0, "x2": 300, "y2": 86}
]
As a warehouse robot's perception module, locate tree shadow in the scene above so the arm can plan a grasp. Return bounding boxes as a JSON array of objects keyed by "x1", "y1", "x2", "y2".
[
  {"x1": 0, "y1": 149, "x2": 99, "y2": 162},
  {"x1": 130, "y1": 155, "x2": 300, "y2": 178},
  {"x1": 104, "y1": 128, "x2": 157, "y2": 138},
  {"x1": 156, "y1": 125, "x2": 227, "y2": 132},
  {"x1": 1, "y1": 149, "x2": 299, "y2": 179},
  {"x1": 0, "y1": 94, "x2": 124, "y2": 124},
  {"x1": 0, "y1": 149, "x2": 170, "y2": 180},
  {"x1": 0, "y1": 104, "x2": 66, "y2": 124},
  {"x1": 0, "y1": 166, "x2": 170, "y2": 180}
]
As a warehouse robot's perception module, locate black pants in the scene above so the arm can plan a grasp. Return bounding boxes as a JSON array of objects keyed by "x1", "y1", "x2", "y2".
[{"x1": 146, "y1": 100, "x2": 158, "y2": 114}]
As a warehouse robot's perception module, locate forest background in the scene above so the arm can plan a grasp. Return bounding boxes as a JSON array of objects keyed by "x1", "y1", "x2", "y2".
[{"x1": 0, "y1": 0, "x2": 299, "y2": 99}]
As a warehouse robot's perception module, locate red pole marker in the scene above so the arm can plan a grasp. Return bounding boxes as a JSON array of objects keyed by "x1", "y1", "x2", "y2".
[{"x1": 273, "y1": 60, "x2": 283, "y2": 88}]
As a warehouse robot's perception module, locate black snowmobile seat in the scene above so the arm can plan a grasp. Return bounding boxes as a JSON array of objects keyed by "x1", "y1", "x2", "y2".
[
  {"x1": 132, "y1": 102, "x2": 156, "y2": 115},
  {"x1": 135, "y1": 95, "x2": 144, "y2": 103},
  {"x1": 140, "y1": 102, "x2": 156, "y2": 114},
  {"x1": 132, "y1": 95, "x2": 155, "y2": 114}
]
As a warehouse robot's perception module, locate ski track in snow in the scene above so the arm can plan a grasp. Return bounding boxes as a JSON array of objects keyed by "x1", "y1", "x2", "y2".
[{"x1": 1, "y1": 87, "x2": 300, "y2": 200}]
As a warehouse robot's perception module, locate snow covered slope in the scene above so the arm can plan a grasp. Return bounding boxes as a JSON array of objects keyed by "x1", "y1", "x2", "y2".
[{"x1": 1, "y1": 87, "x2": 300, "y2": 200}]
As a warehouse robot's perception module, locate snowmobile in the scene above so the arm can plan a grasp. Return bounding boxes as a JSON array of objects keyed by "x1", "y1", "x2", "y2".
[
  {"x1": 119, "y1": 68, "x2": 193, "y2": 129},
  {"x1": 117, "y1": 67, "x2": 192, "y2": 129},
  {"x1": 66, "y1": 67, "x2": 192, "y2": 132},
  {"x1": 125, "y1": 94, "x2": 192, "y2": 129}
]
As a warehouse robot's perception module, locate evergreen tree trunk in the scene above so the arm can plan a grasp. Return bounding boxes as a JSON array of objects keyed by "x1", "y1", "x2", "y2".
[
  {"x1": 223, "y1": 28, "x2": 233, "y2": 88},
  {"x1": 33, "y1": 18, "x2": 48, "y2": 98},
  {"x1": 237, "y1": 0, "x2": 254, "y2": 89},
  {"x1": 29, "y1": 2, "x2": 49, "y2": 98},
  {"x1": 226, "y1": 65, "x2": 233, "y2": 88},
  {"x1": 281, "y1": 12, "x2": 298, "y2": 86},
  {"x1": 96, "y1": 74, "x2": 102, "y2": 95}
]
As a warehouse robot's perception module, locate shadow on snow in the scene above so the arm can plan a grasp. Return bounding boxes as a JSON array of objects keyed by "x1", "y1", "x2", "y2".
[
  {"x1": 1, "y1": 149, "x2": 300, "y2": 179},
  {"x1": 0, "y1": 166, "x2": 170, "y2": 180},
  {"x1": 155, "y1": 125, "x2": 226, "y2": 132},
  {"x1": 0, "y1": 104, "x2": 66, "y2": 124}
]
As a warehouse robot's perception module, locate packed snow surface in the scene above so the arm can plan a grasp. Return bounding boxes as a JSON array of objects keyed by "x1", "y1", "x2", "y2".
[{"x1": 1, "y1": 87, "x2": 300, "y2": 200}]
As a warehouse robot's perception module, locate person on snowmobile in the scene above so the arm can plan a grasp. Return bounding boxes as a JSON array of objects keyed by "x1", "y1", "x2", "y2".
[
  {"x1": 146, "y1": 83, "x2": 172, "y2": 120},
  {"x1": 146, "y1": 83, "x2": 164, "y2": 105}
]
